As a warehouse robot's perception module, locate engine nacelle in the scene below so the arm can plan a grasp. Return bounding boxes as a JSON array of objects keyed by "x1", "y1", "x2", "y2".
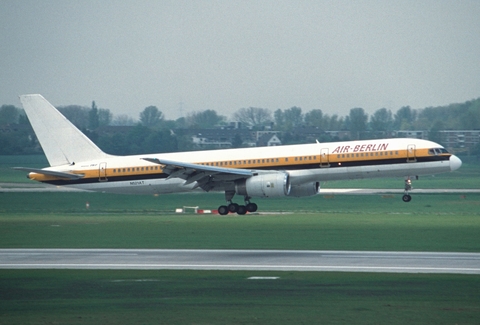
[
  {"x1": 289, "y1": 182, "x2": 321, "y2": 197},
  {"x1": 236, "y1": 172, "x2": 291, "y2": 198}
]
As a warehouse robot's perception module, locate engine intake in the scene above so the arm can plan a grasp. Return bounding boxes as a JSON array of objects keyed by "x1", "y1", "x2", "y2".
[{"x1": 235, "y1": 172, "x2": 291, "y2": 198}]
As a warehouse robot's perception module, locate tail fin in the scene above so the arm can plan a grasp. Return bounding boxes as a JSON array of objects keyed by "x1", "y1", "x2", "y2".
[{"x1": 20, "y1": 94, "x2": 112, "y2": 167}]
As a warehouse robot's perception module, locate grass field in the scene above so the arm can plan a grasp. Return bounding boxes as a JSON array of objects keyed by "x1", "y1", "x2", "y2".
[
  {"x1": 1, "y1": 192, "x2": 479, "y2": 251},
  {"x1": 1, "y1": 155, "x2": 479, "y2": 324},
  {"x1": 1, "y1": 270, "x2": 479, "y2": 325}
]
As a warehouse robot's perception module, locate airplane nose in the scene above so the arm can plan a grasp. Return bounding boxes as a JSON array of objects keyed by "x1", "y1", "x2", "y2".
[{"x1": 450, "y1": 155, "x2": 462, "y2": 171}]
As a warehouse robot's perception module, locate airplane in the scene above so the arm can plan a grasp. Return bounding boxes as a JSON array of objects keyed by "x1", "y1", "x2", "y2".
[{"x1": 14, "y1": 94, "x2": 462, "y2": 215}]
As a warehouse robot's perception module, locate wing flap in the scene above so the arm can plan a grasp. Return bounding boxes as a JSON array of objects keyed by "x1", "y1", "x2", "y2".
[{"x1": 142, "y1": 158, "x2": 254, "y2": 189}]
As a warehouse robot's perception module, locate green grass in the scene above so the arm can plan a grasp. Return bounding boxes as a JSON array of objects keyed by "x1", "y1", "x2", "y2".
[
  {"x1": 0, "y1": 270, "x2": 479, "y2": 325},
  {"x1": 1, "y1": 155, "x2": 479, "y2": 324},
  {"x1": 1, "y1": 192, "x2": 479, "y2": 251},
  {"x1": 0, "y1": 155, "x2": 48, "y2": 183}
]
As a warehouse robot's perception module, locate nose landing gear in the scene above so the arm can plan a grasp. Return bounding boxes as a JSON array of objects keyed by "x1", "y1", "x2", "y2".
[{"x1": 402, "y1": 177, "x2": 413, "y2": 202}]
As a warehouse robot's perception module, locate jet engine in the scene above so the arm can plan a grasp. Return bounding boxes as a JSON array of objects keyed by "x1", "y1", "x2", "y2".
[
  {"x1": 289, "y1": 182, "x2": 321, "y2": 197},
  {"x1": 235, "y1": 172, "x2": 291, "y2": 198}
]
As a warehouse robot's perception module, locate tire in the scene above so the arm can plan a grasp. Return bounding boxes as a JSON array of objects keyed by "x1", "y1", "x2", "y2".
[
  {"x1": 218, "y1": 205, "x2": 229, "y2": 215},
  {"x1": 246, "y1": 203, "x2": 258, "y2": 212},
  {"x1": 237, "y1": 205, "x2": 247, "y2": 215},
  {"x1": 228, "y1": 203, "x2": 239, "y2": 213}
]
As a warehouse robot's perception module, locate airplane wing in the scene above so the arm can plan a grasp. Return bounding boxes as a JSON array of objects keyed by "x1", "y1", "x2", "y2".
[
  {"x1": 142, "y1": 158, "x2": 255, "y2": 191},
  {"x1": 13, "y1": 167, "x2": 84, "y2": 179}
]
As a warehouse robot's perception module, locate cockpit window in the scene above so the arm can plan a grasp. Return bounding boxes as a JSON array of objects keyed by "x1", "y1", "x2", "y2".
[{"x1": 428, "y1": 148, "x2": 449, "y2": 155}]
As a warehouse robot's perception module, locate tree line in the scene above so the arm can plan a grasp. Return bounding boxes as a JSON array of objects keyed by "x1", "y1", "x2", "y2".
[{"x1": 0, "y1": 97, "x2": 479, "y2": 155}]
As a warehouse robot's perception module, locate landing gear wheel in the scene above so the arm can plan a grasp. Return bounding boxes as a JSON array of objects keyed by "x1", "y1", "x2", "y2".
[
  {"x1": 402, "y1": 194, "x2": 412, "y2": 202},
  {"x1": 237, "y1": 205, "x2": 247, "y2": 215},
  {"x1": 246, "y1": 202, "x2": 258, "y2": 212},
  {"x1": 228, "y1": 203, "x2": 239, "y2": 213},
  {"x1": 218, "y1": 205, "x2": 229, "y2": 215}
]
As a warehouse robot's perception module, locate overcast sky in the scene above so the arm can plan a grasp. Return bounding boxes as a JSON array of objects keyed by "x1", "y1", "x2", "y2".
[{"x1": 1, "y1": 0, "x2": 479, "y2": 120}]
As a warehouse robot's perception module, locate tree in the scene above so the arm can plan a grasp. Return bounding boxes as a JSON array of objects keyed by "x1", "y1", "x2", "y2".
[
  {"x1": 233, "y1": 107, "x2": 272, "y2": 129},
  {"x1": 348, "y1": 107, "x2": 368, "y2": 139},
  {"x1": 140, "y1": 106, "x2": 164, "y2": 127},
  {"x1": 459, "y1": 99, "x2": 480, "y2": 130},
  {"x1": 58, "y1": 105, "x2": 89, "y2": 129},
  {"x1": 284, "y1": 107, "x2": 304, "y2": 130},
  {"x1": 186, "y1": 110, "x2": 225, "y2": 128},
  {"x1": 98, "y1": 108, "x2": 112, "y2": 127},
  {"x1": 321, "y1": 114, "x2": 344, "y2": 131},
  {"x1": 394, "y1": 106, "x2": 417, "y2": 130},
  {"x1": 0, "y1": 105, "x2": 20, "y2": 124},
  {"x1": 273, "y1": 109, "x2": 285, "y2": 130},
  {"x1": 428, "y1": 120, "x2": 445, "y2": 146},
  {"x1": 112, "y1": 114, "x2": 136, "y2": 126},
  {"x1": 88, "y1": 101, "x2": 99, "y2": 130},
  {"x1": 304, "y1": 109, "x2": 324, "y2": 128},
  {"x1": 370, "y1": 108, "x2": 393, "y2": 133}
]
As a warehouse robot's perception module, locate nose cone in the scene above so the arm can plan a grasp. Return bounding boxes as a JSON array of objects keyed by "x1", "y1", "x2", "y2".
[{"x1": 450, "y1": 155, "x2": 462, "y2": 171}]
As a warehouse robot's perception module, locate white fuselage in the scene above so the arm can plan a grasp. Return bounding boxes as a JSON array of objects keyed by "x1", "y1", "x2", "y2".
[{"x1": 32, "y1": 138, "x2": 461, "y2": 196}]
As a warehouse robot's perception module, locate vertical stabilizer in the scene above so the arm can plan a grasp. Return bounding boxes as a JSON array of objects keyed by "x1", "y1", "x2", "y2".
[{"x1": 20, "y1": 94, "x2": 112, "y2": 166}]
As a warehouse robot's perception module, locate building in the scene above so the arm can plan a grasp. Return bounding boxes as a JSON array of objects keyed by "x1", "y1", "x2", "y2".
[{"x1": 256, "y1": 133, "x2": 282, "y2": 147}]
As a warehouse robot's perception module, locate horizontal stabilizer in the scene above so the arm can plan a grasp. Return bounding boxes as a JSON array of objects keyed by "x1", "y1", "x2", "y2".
[{"x1": 13, "y1": 167, "x2": 84, "y2": 180}]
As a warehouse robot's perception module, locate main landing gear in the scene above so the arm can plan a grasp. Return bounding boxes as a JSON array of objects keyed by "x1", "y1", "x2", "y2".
[
  {"x1": 218, "y1": 195, "x2": 258, "y2": 215},
  {"x1": 402, "y1": 177, "x2": 414, "y2": 202}
]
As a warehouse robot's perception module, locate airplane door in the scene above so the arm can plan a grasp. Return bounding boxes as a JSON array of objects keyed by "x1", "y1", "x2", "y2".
[
  {"x1": 320, "y1": 148, "x2": 330, "y2": 167},
  {"x1": 99, "y1": 162, "x2": 108, "y2": 181},
  {"x1": 407, "y1": 144, "x2": 416, "y2": 162}
]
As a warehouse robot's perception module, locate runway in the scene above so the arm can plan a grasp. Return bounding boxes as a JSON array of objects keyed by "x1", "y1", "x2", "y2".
[
  {"x1": 1, "y1": 249, "x2": 479, "y2": 274},
  {"x1": 2, "y1": 182, "x2": 480, "y2": 194}
]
